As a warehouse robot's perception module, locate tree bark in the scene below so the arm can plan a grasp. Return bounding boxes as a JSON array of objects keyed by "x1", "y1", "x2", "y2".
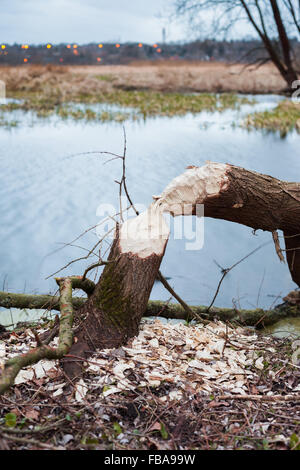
[
  {"x1": 145, "y1": 300, "x2": 300, "y2": 327},
  {"x1": 240, "y1": 1, "x2": 298, "y2": 90},
  {"x1": 2, "y1": 162, "x2": 300, "y2": 387},
  {"x1": 62, "y1": 205, "x2": 169, "y2": 379},
  {"x1": 1, "y1": 295, "x2": 300, "y2": 330},
  {"x1": 63, "y1": 162, "x2": 300, "y2": 378},
  {"x1": 156, "y1": 162, "x2": 300, "y2": 287},
  {"x1": 269, "y1": 0, "x2": 298, "y2": 88}
]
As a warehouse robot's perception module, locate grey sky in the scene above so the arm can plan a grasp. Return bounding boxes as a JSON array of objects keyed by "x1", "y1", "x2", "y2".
[
  {"x1": 0, "y1": 0, "x2": 256, "y2": 45},
  {"x1": 0, "y1": 0, "x2": 187, "y2": 45}
]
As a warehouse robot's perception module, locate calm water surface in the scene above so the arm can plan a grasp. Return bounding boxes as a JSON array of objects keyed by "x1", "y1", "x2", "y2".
[{"x1": 0, "y1": 95, "x2": 299, "y2": 328}]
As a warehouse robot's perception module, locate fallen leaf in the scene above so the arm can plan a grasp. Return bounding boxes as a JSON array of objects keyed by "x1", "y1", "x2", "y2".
[
  {"x1": 75, "y1": 379, "x2": 88, "y2": 403},
  {"x1": 25, "y1": 409, "x2": 40, "y2": 421},
  {"x1": 15, "y1": 369, "x2": 34, "y2": 385}
]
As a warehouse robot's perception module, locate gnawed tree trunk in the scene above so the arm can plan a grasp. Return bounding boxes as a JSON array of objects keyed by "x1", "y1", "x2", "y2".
[
  {"x1": 1, "y1": 162, "x2": 300, "y2": 390},
  {"x1": 64, "y1": 162, "x2": 300, "y2": 378},
  {"x1": 63, "y1": 205, "x2": 169, "y2": 379},
  {"x1": 156, "y1": 162, "x2": 300, "y2": 288}
]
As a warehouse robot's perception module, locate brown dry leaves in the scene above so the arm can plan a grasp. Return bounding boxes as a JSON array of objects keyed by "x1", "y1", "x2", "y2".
[
  {"x1": 1, "y1": 319, "x2": 300, "y2": 450},
  {"x1": 0, "y1": 318, "x2": 299, "y2": 405}
]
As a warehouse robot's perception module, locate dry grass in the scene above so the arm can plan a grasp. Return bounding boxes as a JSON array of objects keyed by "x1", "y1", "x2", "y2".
[
  {"x1": 0, "y1": 62, "x2": 286, "y2": 95},
  {"x1": 0, "y1": 63, "x2": 294, "y2": 130},
  {"x1": 0, "y1": 63, "x2": 257, "y2": 123},
  {"x1": 74, "y1": 62, "x2": 287, "y2": 94}
]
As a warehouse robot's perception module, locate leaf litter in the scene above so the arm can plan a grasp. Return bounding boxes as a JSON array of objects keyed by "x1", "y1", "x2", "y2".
[{"x1": 0, "y1": 318, "x2": 299, "y2": 450}]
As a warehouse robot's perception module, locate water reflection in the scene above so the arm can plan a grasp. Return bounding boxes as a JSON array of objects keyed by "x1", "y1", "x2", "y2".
[
  {"x1": 263, "y1": 318, "x2": 300, "y2": 338},
  {"x1": 0, "y1": 96, "x2": 299, "y2": 318}
]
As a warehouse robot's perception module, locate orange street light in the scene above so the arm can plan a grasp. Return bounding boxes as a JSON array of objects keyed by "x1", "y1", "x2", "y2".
[
  {"x1": 138, "y1": 43, "x2": 143, "y2": 48},
  {"x1": 66, "y1": 44, "x2": 71, "y2": 49},
  {"x1": 153, "y1": 44, "x2": 158, "y2": 48},
  {"x1": 97, "y1": 57, "x2": 101, "y2": 62},
  {"x1": 98, "y1": 44, "x2": 103, "y2": 48},
  {"x1": 1, "y1": 45, "x2": 6, "y2": 49},
  {"x1": 115, "y1": 43, "x2": 120, "y2": 48},
  {"x1": 46, "y1": 44, "x2": 52, "y2": 49},
  {"x1": 73, "y1": 44, "x2": 78, "y2": 48},
  {"x1": 24, "y1": 58, "x2": 28, "y2": 63}
]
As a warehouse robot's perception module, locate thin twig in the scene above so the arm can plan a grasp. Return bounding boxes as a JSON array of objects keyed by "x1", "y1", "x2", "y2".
[
  {"x1": 272, "y1": 230, "x2": 285, "y2": 263},
  {"x1": 218, "y1": 394, "x2": 300, "y2": 402},
  {"x1": 207, "y1": 241, "x2": 271, "y2": 312}
]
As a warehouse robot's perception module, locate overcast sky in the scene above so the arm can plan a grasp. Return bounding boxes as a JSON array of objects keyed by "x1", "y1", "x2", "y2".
[
  {"x1": 0, "y1": 0, "x2": 256, "y2": 45},
  {"x1": 0, "y1": 0, "x2": 188, "y2": 45}
]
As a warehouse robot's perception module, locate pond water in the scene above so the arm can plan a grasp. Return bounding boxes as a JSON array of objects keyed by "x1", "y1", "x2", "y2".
[{"x1": 0, "y1": 95, "x2": 299, "y2": 330}]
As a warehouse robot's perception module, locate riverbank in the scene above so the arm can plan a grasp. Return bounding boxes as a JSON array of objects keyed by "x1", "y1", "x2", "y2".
[
  {"x1": 1, "y1": 89, "x2": 253, "y2": 122},
  {"x1": 0, "y1": 64, "x2": 254, "y2": 122},
  {"x1": 0, "y1": 63, "x2": 298, "y2": 131},
  {"x1": 245, "y1": 100, "x2": 300, "y2": 136}
]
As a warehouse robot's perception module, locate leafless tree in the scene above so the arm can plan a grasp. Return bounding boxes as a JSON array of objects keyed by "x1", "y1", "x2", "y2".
[{"x1": 173, "y1": 0, "x2": 299, "y2": 91}]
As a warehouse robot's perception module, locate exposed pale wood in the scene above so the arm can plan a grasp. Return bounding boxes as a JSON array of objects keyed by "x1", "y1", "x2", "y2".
[{"x1": 156, "y1": 162, "x2": 300, "y2": 287}]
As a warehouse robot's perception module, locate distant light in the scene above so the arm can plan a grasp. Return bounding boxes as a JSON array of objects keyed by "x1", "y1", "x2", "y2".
[
  {"x1": 98, "y1": 44, "x2": 103, "y2": 48},
  {"x1": 73, "y1": 49, "x2": 78, "y2": 55},
  {"x1": 46, "y1": 44, "x2": 52, "y2": 49},
  {"x1": 73, "y1": 44, "x2": 78, "y2": 48},
  {"x1": 24, "y1": 45, "x2": 29, "y2": 49},
  {"x1": 157, "y1": 48, "x2": 162, "y2": 53},
  {"x1": 1, "y1": 45, "x2": 6, "y2": 49},
  {"x1": 138, "y1": 43, "x2": 143, "y2": 48},
  {"x1": 153, "y1": 44, "x2": 158, "y2": 48},
  {"x1": 97, "y1": 57, "x2": 101, "y2": 62},
  {"x1": 24, "y1": 58, "x2": 28, "y2": 63},
  {"x1": 66, "y1": 44, "x2": 71, "y2": 49},
  {"x1": 115, "y1": 44, "x2": 120, "y2": 48},
  {"x1": 59, "y1": 58, "x2": 63, "y2": 62}
]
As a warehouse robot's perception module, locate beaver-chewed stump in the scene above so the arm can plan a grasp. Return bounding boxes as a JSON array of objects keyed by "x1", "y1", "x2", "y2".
[
  {"x1": 63, "y1": 162, "x2": 300, "y2": 379},
  {"x1": 62, "y1": 206, "x2": 170, "y2": 379},
  {"x1": 1, "y1": 161, "x2": 300, "y2": 390}
]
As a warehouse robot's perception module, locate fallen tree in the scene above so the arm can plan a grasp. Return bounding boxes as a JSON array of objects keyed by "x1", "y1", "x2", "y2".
[
  {"x1": 1, "y1": 162, "x2": 300, "y2": 392},
  {"x1": 156, "y1": 162, "x2": 300, "y2": 287},
  {"x1": 1, "y1": 293, "x2": 300, "y2": 329}
]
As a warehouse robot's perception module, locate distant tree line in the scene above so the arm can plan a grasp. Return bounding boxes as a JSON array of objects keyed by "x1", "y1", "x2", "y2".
[
  {"x1": 0, "y1": 39, "x2": 299, "y2": 66},
  {"x1": 174, "y1": 1, "x2": 300, "y2": 91}
]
